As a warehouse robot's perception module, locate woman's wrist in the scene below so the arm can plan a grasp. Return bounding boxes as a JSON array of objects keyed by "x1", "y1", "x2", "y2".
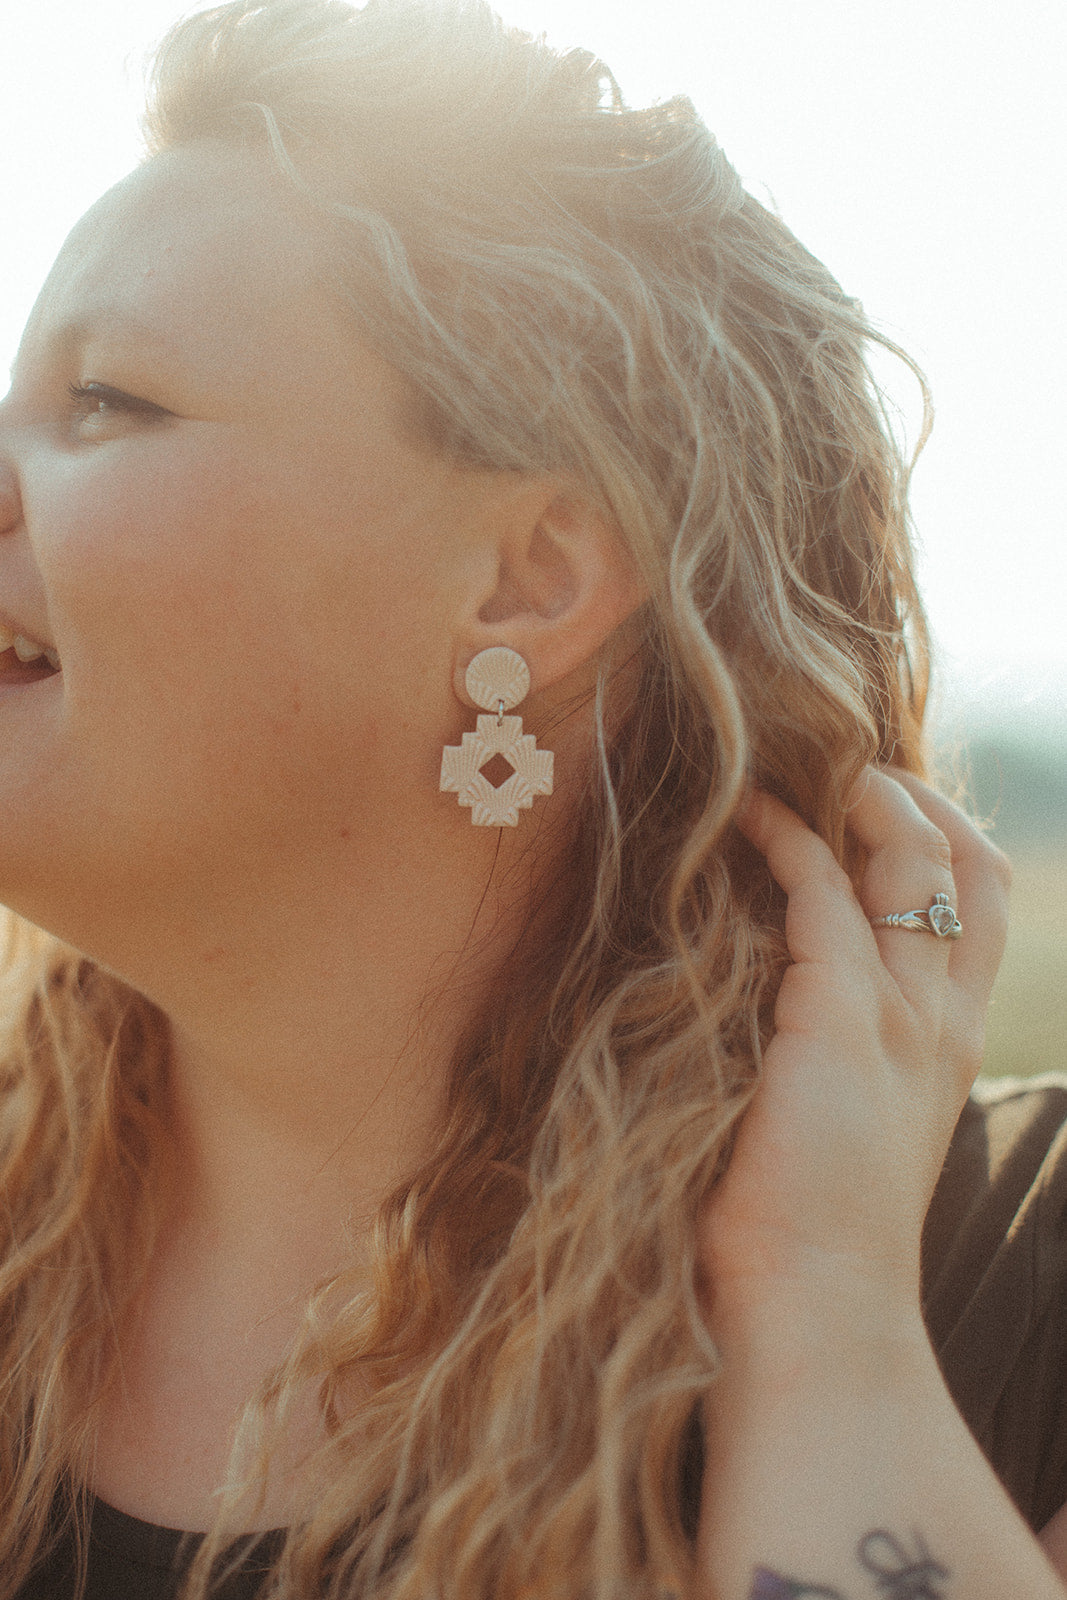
[
  {"x1": 704, "y1": 1254, "x2": 930, "y2": 1388},
  {"x1": 699, "y1": 1289, "x2": 1067, "y2": 1600}
]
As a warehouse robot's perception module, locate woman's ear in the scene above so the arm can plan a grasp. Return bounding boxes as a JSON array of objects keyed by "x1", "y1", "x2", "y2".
[{"x1": 453, "y1": 483, "x2": 648, "y2": 705}]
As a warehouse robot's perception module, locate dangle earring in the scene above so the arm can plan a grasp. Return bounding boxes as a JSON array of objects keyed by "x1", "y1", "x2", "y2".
[{"x1": 440, "y1": 647, "x2": 554, "y2": 827}]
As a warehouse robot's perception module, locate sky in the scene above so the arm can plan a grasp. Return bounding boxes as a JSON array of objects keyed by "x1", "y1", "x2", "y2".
[{"x1": 2, "y1": 0, "x2": 1065, "y2": 738}]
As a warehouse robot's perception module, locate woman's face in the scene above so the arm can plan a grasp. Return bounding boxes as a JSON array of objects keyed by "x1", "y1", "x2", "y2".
[{"x1": 0, "y1": 142, "x2": 495, "y2": 974}]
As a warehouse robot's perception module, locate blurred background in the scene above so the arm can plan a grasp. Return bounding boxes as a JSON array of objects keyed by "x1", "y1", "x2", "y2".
[{"x1": 2, "y1": 0, "x2": 1064, "y2": 1077}]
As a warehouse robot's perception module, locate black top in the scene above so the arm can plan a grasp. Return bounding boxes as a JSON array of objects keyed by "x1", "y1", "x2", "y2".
[
  {"x1": 17, "y1": 1075, "x2": 1067, "y2": 1598},
  {"x1": 14, "y1": 1498, "x2": 282, "y2": 1600},
  {"x1": 920, "y1": 1074, "x2": 1067, "y2": 1531}
]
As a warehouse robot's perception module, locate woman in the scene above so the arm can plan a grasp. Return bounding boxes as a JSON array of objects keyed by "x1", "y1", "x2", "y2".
[{"x1": 0, "y1": 1, "x2": 1065, "y2": 1595}]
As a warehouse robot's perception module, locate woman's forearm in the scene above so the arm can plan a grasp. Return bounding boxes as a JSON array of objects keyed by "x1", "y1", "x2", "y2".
[{"x1": 697, "y1": 1292, "x2": 1066, "y2": 1600}]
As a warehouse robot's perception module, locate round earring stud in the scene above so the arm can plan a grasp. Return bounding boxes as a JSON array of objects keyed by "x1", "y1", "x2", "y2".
[{"x1": 464, "y1": 646, "x2": 531, "y2": 714}]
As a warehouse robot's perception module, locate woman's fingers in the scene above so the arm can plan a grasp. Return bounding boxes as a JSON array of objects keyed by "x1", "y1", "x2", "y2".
[
  {"x1": 735, "y1": 789, "x2": 871, "y2": 971},
  {"x1": 844, "y1": 769, "x2": 957, "y2": 1008},
  {"x1": 738, "y1": 770, "x2": 1010, "y2": 993},
  {"x1": 739, "y1": 768, "x2": 1013, "y2": 1112},
  {"x1": 885, "y1": 769, "x2": 1011, "y2": 1005},
  {"x1": 738, "y1": 769, "x2": 1011, "y2": 1077},
  {"x1": 738, "y1": 775, "x2": 956, "y2": 1007}
]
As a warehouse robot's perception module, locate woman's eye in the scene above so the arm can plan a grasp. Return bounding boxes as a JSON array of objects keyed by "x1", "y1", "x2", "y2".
[{"x1": 67, "y1": 381, "x2": 172, "y2": 435}]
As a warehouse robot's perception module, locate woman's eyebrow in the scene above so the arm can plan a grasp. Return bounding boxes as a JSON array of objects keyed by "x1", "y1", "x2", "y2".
[{"x1": 51, "y1": 306, "x2": 179, "y2": 359}]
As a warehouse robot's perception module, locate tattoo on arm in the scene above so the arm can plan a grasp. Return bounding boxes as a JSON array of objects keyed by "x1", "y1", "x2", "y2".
[
  {"x1": 858, "y1": 1530, "x2": 950, "y2": 1598},
  {"x1": 748, "y1": 1529, "x2": 950, "y2": 1600},
  {"x1": 749, "y1": 1569, "x2": 844, "y2": 1599}
]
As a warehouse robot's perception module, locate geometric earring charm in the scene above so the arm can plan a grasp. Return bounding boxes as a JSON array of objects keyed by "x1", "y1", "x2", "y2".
[{"x1": 439, "y1": 646, "x2": 554, "y2": 827}]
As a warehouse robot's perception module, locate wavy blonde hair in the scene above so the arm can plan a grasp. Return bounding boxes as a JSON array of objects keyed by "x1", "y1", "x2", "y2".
[{"x1": 0, "y1": 1, "x2": 930, "y2": 1595}]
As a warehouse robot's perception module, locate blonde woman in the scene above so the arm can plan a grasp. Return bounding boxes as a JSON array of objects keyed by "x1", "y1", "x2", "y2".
[{"x1": 1, "y1": 2, "x2": 1065, "y2": 1596}]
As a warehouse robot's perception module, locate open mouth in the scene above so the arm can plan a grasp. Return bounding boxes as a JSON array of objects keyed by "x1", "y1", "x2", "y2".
[{"x1": 0, "y1": 648, "x2": 61, "y2": 684}]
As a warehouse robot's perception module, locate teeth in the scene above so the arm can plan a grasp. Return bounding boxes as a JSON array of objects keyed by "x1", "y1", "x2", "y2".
[{"x1": 0, "y1": 623, "x2": 59, "y2": 669}]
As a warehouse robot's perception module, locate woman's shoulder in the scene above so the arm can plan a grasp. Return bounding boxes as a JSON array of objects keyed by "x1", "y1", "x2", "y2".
[{"x1": 922, "y1": 1072, "x2": 1067, "y2": 1532}]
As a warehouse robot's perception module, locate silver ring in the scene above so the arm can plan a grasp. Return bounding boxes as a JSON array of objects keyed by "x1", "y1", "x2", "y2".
[{"x1": 869, "y1": 892, "x2": 962, "y2": 940}]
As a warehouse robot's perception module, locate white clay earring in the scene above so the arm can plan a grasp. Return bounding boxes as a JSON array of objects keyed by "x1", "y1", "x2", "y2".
[{"x1": 440, "y1": 646, "x2": 554, "y2": 827}]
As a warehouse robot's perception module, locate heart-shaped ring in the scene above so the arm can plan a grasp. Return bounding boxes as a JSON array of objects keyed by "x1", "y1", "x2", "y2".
[
  {"x1": 926, "y1": 894, "x2": 961, "y2": 937},
  {"x1": 869, "y1": 893, "x2": 962, "y2": 940}
]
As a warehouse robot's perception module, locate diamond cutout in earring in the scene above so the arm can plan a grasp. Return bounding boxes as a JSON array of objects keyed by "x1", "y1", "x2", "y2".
[{"x1": 479, "y1": 752, "x2": 516, "y2": 789}]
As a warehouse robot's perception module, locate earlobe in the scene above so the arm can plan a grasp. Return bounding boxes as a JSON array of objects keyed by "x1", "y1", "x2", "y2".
[{"x1": 454, "y1": 487, "x2": 647, "y2": 703}]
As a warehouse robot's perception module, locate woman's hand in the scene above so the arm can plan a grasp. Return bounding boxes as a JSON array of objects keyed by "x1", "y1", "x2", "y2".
[
  {"x1": 698, "y1": 767, "x2": 1011, "y2": 1352},
  {"x1": 691, "y1": 772, "x2": 1065, "y2": 1600}
]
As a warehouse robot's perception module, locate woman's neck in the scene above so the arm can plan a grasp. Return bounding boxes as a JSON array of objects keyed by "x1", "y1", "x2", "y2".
[{"x1": 90, "y1": 822, "x2": 549, "y2": 1529}]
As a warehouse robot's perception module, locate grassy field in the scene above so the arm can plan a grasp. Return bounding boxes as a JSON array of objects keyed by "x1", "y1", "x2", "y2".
[
  {"x1": 978, "y1": 849, "x2": 1067, "y2": 1080},
  {"x1": 935, "y1": 731, "x2": 1066, "y2": 1081}
]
